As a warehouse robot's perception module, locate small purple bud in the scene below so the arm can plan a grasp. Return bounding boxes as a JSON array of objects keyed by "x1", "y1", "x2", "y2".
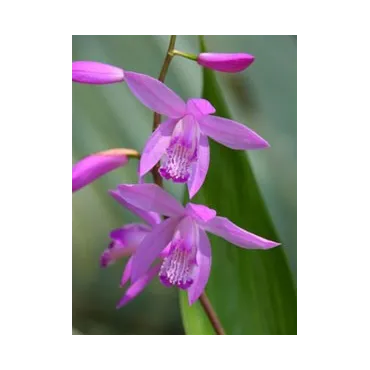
[
  {"x1": 197, "y1": 53, "x2": 255, "y2": 73},
  {"x1": 72, "y1": 61, "x2": 125, "y2": 84},
  {"x1": 72, "y1": 149, "x2": 130, "y2": 192}
]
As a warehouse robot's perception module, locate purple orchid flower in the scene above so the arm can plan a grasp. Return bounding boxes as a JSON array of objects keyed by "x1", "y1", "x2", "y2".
[
  {"x1": 114, "y1": 183, "x2": 280, "y2": 305},
  {"x1": 127, "y1": 77, "x2": 270, "y2": 198},
  {"x1": 100, "y1": 189, "x2": 171, "y2": 308}
]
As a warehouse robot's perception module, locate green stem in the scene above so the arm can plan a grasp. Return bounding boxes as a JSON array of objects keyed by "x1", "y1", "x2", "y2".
[{"x1": 172, "y1": 49, "x2": 197, "y2": 61}]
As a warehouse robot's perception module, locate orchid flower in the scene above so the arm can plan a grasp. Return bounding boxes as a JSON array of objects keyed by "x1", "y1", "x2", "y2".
[
  {"x1": 100, "y1": 190, "x2": 168, "y2": 308},
  {"x1": 115, "y1": 183, "x2": 280, "y2": 305},
  {"x1": 127, "y1": 75, "x2": 270, "y2": 198}
]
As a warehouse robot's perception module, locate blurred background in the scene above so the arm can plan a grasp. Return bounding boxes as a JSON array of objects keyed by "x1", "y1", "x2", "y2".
[{"x1": 72, "y1": 35, "x2": 297, "y2": 335}]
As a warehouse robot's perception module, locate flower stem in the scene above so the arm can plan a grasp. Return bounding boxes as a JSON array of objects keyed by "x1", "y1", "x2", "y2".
[
  {"x1": 152, "y1": 35, "x2": 177, "y2": 131},
  {"x1": 151, "y1": 35, "x2": 226, "y2": 335},
  {"x1": 200, "y1": 292, "x2": 226, "y2": 335},
  {"x1": 172, "y1": 49, "x2": 197, "y2": 61}
]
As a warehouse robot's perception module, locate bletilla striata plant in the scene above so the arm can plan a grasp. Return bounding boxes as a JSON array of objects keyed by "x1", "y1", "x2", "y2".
[{"x1": 72, "y1": 36, "x2": 280, "y2": 335}]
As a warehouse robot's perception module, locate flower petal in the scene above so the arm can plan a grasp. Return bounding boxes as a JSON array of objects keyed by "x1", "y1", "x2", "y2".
[
  {"x1": 185, "y1": 203, "x2": 216, "y2": 223},
  {"x1": 186, "y1": 98, "x2": 215, "y2": 119},
  {"x1": 203, "y1": 216, "x2": 280, "y2": 249},
  {"x1": 188, "y1": 228, "x2": 212, "y2": 305},
  {"x1": 109, "y1": 223, "x2": 150, "y2": 246},
  {"x1": 120, "y1": 256, "x2": 134, "y2": 286},
  {"x1": 117, "y1": 184, "x2": 185, "y2": 217},
  {"x1": 187, "y1": 133, "x2": 210, "y2": 198},
  {"x1": 124, "y1": 71, "x2": 186, "y2": 118},
  {"x1": 116, "y1": 264, "x2": 161, "y2": 308},
  {"x1": 109, "y1": 190, "x2": 161, "y2": 227},
  {"x1": 139, "y1": 118, "x2": 178, "y2": 176},
  {"x1": 72, "y1": 149, "x2": 128, "y2": 192},
  {"x1": 197, "y1": 53, "x2": 255, "y2": 73},
  {"x1": 131, "y1": 216, "x2": 180, "y2": 282},
  {"x1": 100, "y1": 246, "x2": 134, "y2": 268},
  {"x1": 176, "y1": 216, "x2": 197, "y2": 247},
  {"x1": 100, "y1": 223, "x2": 149, "y2": 267},
  {"x1": 199, "y1": 115, "x2": 270, "y2": 150}
]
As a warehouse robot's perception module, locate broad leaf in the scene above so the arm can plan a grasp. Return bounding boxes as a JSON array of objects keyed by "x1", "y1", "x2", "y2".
[{"x1": 180, "y1": 37, "x2": 297, "y2": 335}]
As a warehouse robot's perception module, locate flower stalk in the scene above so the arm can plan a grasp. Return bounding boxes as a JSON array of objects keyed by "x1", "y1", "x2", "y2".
[
  {"x1": 151, "y1": 35, "x2": 226, "y2": 335},
  {"x1": 172, "y1": 49, "x2": 197, "y2": 61},
  {"x1": 200, "y1": 292, "x2": 226, "y2": 335}
]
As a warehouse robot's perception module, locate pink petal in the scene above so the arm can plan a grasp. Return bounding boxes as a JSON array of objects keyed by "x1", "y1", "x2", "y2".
[
  {"x1": 100, "y1": 245, "x2": 134, "y2": 268},
  {"x1": 109, "y1": 190, "x2": 161, "y2": 227},
  {"x1": 116, "y1": 264, "x2": 161, "y2": 308},
  {"x1": 120, "y1": 256, "x2": 134, "y2": 286},
  {"x1": 109, "y1": 223, "x2": 150, "y2": 246},
  {"x1": 72, "y1": 149, "x2": 128, "y2": 192},
  {"x1": 186, "y1": 98, "x2": 215, "y2": 119},
  {"x1": 100, "y1": 223, "x2": 150, "y2": 267},
  {"x1": 176, "y1": 216, "x2": 197, "y2": 246},
  {"x1": 117, "y1": 184, "x2": 185, "y2": 217},
  {"x1": 197, "y1": 53, "x2": 255, "y2": 73},
  {"x1": 203, "y1": 216, "x2": 280, "y2": 249},
  {"x1": 187, "y1": 133, "x2": 210, "y2": 198},
  {"x1": 72, "y1": 61, "x2": 125, "y2": 84},
  {"x1": 185, "y1": 203, "x2": 216, "y2": 223},
  {"x1": 131, "y1": 216, "x2": 180, "y2": 282},
  {"x1": 124, "y1": 71, "x2": 186, "y2": 118},
  {"x1": 188, "y1": 228, "x2": 212, "y2": 305},
  {"x1": 199, "y1": 115, "x2": 270, "y2": 150},
  {"x1": 139, "y1": 118, "x2": 178, "y2": 176}
]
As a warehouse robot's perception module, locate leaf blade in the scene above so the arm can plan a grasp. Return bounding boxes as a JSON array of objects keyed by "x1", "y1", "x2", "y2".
[{"x1": 180, "y1": 36, "x2": 297, "y2": 335}]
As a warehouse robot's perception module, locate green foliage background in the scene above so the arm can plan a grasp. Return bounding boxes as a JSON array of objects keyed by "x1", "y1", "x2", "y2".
[{"x1": 72, "y1": 35, "x2": 297, "y2": 335}]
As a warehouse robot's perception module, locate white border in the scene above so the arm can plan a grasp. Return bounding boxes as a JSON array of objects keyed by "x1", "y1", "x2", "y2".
[{"x1": 4, "y1": 1, "x2": 370, "y2": 369}]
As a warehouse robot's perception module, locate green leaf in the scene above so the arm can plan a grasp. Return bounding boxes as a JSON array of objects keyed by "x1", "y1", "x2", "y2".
[{"x1": 179, "y1": 36, "x2": 297, "y2": 335}]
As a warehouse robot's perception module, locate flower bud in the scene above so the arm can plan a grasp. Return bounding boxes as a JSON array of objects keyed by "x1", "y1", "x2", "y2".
[
  {"x1": 197, "y1": 53, "x2": 255, "y2": 73},
  {"x1": 72, "y1": 149, "x2": 132, "y2": 192},
  {"x1": 72, "y1": 61, "x2": 125, "y2": 84}
]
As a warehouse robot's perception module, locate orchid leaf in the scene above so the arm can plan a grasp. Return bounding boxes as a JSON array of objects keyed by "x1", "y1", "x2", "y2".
[{"x1": 179, "y1": 36, "x2": 297, "y2": 335}]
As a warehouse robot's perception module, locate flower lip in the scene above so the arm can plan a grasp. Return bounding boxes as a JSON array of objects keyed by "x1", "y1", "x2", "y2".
[
  {"x1": 159, "y1": 116, "x2": 199, "y2": 184},
  {"x1": 159, "y1": 238, "x2": 196, "y2": 290},
  {"x1": 159, "y1": 136, "x2": 196, "y2": 183}
]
